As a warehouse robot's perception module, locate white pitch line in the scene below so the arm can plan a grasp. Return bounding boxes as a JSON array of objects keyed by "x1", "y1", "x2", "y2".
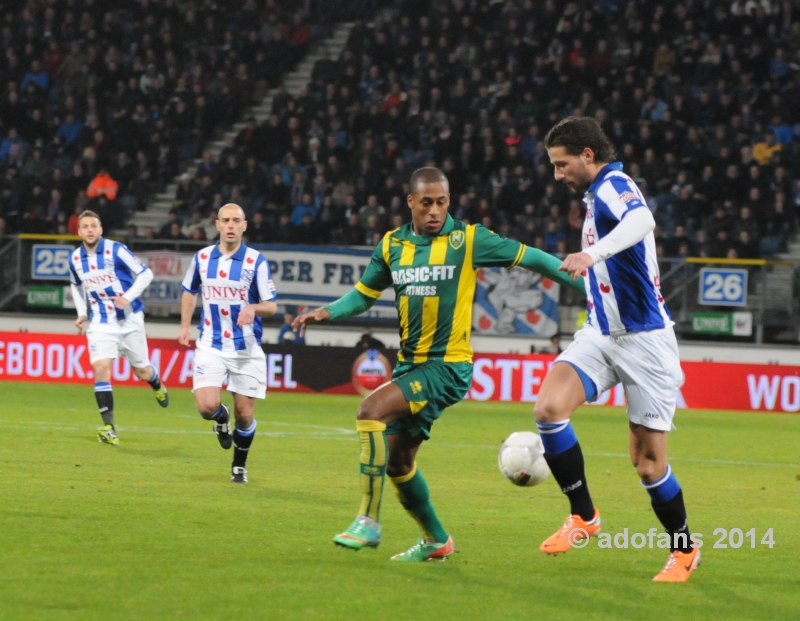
[
  {"x1": 1, "y1": 420, "x2": 797, "y2": 468},
  {"x1": 430, "y1": 443, "x2": 800, "y2": 468}
]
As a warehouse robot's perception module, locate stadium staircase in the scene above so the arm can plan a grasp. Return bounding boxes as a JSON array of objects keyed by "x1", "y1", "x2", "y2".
[{"x1": 117, "y1": 23, "x2": 355, "y2": 236}]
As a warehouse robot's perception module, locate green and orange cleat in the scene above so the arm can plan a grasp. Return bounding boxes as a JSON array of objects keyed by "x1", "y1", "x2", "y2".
[
  {"x1": 333, "y1": 516, "x2": 382, "y2": 550},
  {"x1": 390, "y1": 535, "x2": 455, "y2": 562}
]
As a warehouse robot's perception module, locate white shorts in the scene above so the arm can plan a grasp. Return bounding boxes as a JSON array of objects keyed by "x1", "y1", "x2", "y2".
[
  {"x1": 86, "y1": 312, "x2": 150, "y2": 368},
  {"x1": 192, "y1": 347, "x2": 267, "y2": 399},
  {"x1": 556, "y1": 325, "x2": 683, "y2": 431}
]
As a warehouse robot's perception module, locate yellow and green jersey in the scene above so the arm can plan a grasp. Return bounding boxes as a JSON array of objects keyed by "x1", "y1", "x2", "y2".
[{"x1": 354, "y1": 215, "x2": 525, "y2": 365}]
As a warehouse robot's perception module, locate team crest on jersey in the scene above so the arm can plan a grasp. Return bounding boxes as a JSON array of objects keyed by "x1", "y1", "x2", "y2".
[
  {"x1": 241, "y1": 269, "x2": 255, "y2": 285},
  {"x1": 104, "y1": 258, "x2": 115, "y2": 270},
  {"x1": 448, "y1": 230, "x2": 464, "y2": 250}
]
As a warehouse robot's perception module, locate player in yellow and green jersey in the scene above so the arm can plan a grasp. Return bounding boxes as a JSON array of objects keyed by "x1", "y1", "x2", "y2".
[{"x1": 293, "y1": 167, "x2": 585, "y2": 562}]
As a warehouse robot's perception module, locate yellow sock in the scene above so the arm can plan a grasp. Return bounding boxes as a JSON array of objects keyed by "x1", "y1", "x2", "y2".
[{"x1": 356, "y1": 420, "x2": 388, "y2": 521}]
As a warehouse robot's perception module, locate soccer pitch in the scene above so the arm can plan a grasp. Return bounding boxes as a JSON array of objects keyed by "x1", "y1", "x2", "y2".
[{"x1": 1, "y1": 383, "x2": 798, "y2": 621}]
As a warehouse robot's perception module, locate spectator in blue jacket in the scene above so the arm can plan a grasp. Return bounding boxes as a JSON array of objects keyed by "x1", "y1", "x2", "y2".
[
  {"x1": 56, "y1": 113, "x2": 84, "y2": 147},
  {"x1": 20, "y1": 61, "x2": 49, "y2": 91},
  {"x1": 290, "y1": 192, "x2": 317, "y2": 226},
  {"x1": 0, "y1": 129, "x2": 26, "y2": 162}
]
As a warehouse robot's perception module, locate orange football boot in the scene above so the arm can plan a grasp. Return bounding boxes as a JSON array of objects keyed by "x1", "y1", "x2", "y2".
[
  {"x1": 539, "y1": 508, "x2": 602, "y2": 554},
  {"x1": 653, "y1": 546, "x2": 701, "y2": 582}
]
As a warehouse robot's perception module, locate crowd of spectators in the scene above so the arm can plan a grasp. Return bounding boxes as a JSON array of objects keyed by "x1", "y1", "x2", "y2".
[
  {"x1": 172, "y1": 0, "x2": 800, "y2": 260},
  {"x1": 0, "y1": 0, "x2": 337, "y2": 236}
]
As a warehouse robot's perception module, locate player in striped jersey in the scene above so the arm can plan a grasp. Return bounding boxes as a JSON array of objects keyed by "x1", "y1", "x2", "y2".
[
  {"x1": 292, "y1": 167, "x2": 586, "y2": 561},
  {"x1": 535, "y1": 117, "x2": 697, "y2": 582},
  {"x1": 178, "y1": 203, "x2": 277, "y2": 483},
  {"x1": 69, "y1": 210, "x2": 169, "y2": 446}
]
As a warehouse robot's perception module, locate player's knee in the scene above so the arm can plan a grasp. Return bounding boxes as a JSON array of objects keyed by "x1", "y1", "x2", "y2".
[
  {"x1": 132, "y1": 366, "x2": 150, "y2": 380},
  {"x1": 92, "y1": 362, "x2": 111, "y2": 382},
  {"x1": 533, "y1": 396, "x2": 566, "y2": 423},
  {"x1": 387, "y1": 462, "x2": 412, "y2": 479},
  {"x1": 633, "y1": 459, "x2": 663, "y2": 484},
  {"x1": 198, "y1": 402, "x2": 221, "y2": 419},
  {"x1": 356, "y1": 400, "x2": 381, "y2": 421},
  {"x1": 233, "y1": 408, "x2": 253, "y2": 426}
]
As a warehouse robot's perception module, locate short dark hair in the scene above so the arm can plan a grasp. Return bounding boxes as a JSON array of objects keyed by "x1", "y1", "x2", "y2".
[
  {"x1": 544, "y1": 116, "x2": 616, "y2": 163},
  {"x1": 409, "y1": 167, "x2": 449, "y2": 193}
]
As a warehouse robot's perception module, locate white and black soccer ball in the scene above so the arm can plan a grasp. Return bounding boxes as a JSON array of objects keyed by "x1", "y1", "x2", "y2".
[{"x1": 498, "y1": 431, "x2": 551, "y2": 487}]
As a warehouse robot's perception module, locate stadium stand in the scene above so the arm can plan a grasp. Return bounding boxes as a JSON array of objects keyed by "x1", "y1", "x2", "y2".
[
  {"x1": 0, "y1": 0, "x2": 350, "y2": 235},
  {"x1": 1, "y1": 1, "x2": 798, "y2": 261}
]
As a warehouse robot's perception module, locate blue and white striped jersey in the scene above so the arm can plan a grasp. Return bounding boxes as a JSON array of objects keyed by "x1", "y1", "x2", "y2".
[
  {"x1": 69, "y1": 238, "x2": 149, "y2": 324},
  {"x1": 182, "y1": 243, "x2": 277, "y2": 355},
  {"x1": 582, "y1": 163, "x2": 672, "y2": 336}
]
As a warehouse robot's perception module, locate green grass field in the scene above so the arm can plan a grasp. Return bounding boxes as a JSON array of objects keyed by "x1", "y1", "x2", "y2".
[{"x1": 1, "y1": 382, "x2": 798, "y2": 621}]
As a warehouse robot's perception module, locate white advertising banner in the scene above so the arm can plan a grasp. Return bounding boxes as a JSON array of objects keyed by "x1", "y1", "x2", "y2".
[{"x1": 138, "y1": 245, "x2": 396, "y2": 318}]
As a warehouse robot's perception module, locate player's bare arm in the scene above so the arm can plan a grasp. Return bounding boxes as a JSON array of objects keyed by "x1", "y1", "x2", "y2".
[
  {"x1": 292, "y1": 308, "x2": 332, "y2": 336},
  {"x1": 112, "y1": 295, "x2": 131, "y2": 309},
  {"x1": 236, "y1": 301, "x2": 278, "y2": 327},
  {"x1": 75, "y1": 315, "x2": 86, "y2": 332},
  {"x1": 559, "y1": 252, "x2": 595, "y2": 280},
  {"x1": 178, "y1": 291, "x2": 198, "y2": 346}
]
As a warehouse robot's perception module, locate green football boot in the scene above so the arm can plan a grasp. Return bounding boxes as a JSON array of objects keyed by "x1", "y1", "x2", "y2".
[
  {"x1": 154, "y1": 384, "x2": 169, "y2": 408},
  {"x1": 390, "y1": 535, "x2": 455, "y2": 562},
  {"x1": 96, "y1": 425, "x2": 119, "y2": 446},
  {"x1": 333, "y1": 516, "x2": 382, "y2": 550}
]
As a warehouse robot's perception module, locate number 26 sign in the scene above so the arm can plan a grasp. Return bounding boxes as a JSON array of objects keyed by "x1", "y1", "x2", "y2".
[{"x1": 699, "y1": 268, "x2": 747, "y2": 306}]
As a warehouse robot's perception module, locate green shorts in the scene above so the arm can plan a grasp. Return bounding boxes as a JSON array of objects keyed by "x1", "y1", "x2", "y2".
[{"x1": 388, "y1": 360, "x2": 473, "y2": 440}]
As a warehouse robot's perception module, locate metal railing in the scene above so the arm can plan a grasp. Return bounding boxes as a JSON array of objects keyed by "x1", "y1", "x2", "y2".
[{"x1": 658, "y1": 256, "x2": 799, "y2": 344}]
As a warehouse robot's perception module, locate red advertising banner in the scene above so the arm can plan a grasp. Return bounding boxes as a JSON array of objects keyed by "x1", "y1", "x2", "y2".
[{"x1": 1, "y1": 332, "x2": 799, "y2": 413}]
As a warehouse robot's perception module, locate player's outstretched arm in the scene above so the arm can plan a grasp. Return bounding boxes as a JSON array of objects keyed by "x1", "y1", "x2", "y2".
[
  {"x1": 178, "y1": 291, "x2": 198, "y2": 346},
  {"x1": 292, "y1": 288, "x2": 376, "y2": 336},
  {"x1": 560, "y1": 207, "x2": 655, "y2": 279},
  {"x1": 519, "y1": 246, "x2": 586, "y2": 293},
  {"x1": 292, "y1": 307, "x2": 331, "y2": 337},
  {"x1": 581, "y1": 206, "x2": 655, "y2": 266}
]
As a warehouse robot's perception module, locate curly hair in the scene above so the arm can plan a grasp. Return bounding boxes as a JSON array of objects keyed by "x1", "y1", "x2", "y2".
[{"x1": 544, "y1": 116, "x2": 617, "y2": 163}]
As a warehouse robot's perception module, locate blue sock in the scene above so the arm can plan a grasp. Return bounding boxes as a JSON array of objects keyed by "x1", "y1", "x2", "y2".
[
  {"x1": 536, "y1": 419, "x2": 594, "y2": 521},
  {"x1": 642, "y1": 464, "x2": 681, "y2": 504},
  {"x1": 536, "y1": 419, "x2": 578, "y2": 455},
  {"x1": 94, "y1": 381, "x2": 114, "y2": 427},
  {"x1": 201, "y1": 404, "x2": 227, "y2": 421},
  {"x1": 233, "y1": 419, "x2": 257, "y2": 467},
  {"x1": 645, "y1": 466, "x2": 691, "y2": 552},
  {"x1": 146, "y1": 370, "x2": 162, "y2": 390}
]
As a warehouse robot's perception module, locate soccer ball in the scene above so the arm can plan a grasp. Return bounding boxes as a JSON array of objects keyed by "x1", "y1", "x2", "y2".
[{"x1": 498, "y1": 431, "x2": 551, "y2": 487}]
